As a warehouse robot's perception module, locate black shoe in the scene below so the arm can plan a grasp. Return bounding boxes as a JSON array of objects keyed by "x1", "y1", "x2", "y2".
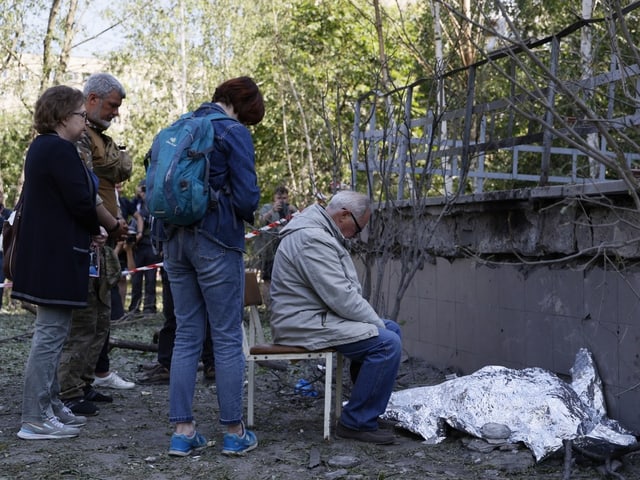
[
  {"x1": 64, "y1": 397, "x2": 99, "y2": 416},
  {"x1": 84, "y1": 386, "x2": 113, "y2": 403},
  {"x1": 137, "y1": 363, "x2": 170, "y2": 385},
  {"x1": 377, "y1": 417, "x2": 397, "y2": 430},
  {"x1": 139, "y1": 361, "x2": 160, "y2": 371},
  {"x1": 336, "y1": 422, "x2": 395, "y2": 444}
]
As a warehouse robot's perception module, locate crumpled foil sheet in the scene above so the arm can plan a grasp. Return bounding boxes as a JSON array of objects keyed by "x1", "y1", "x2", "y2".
[{"x1": 382, "y1": 348, "x2": 637, "y2": 461}]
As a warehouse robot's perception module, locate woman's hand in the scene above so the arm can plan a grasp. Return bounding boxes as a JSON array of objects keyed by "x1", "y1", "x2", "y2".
[{"x1": 91, "y1": 226, "x2": 108, "y2": 248}]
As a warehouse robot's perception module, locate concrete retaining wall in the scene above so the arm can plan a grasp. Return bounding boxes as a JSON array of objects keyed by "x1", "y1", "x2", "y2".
[{"x1": 377, "y1": 180, "x2": 640, "y2": 431}]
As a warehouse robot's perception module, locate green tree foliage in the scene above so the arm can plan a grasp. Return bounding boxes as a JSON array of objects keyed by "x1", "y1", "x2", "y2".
[
  {"x1": 4, "y1": 0, "x2": 634, "y2": 210},
  {"x1": 0, "y1": 0, "x2": 48, "y2": 203},
  {"x1": 250, "y1": 0, "x2": 421, "y2": 207},
  {"x1": 99, "y1": 0, "x2": 422, "y2": 208},
  {"x1": 99, "y1": 0, "x2": 275, "y2": 194}
]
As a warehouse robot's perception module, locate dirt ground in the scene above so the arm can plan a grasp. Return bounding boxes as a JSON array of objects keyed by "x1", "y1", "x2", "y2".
[{"x1": 1, "y1": 305, "x2": 640, "y2": 480}]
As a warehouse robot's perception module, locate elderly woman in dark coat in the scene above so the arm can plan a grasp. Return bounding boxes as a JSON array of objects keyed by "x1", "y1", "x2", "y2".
[{"x1": 12, "y1": 85, "x2": 102, "y2": 440}]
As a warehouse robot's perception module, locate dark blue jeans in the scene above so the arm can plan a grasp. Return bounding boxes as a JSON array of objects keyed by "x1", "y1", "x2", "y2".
[
  {"x1": 129, "y1": 241, "x2": 161, "y2": 313},
  {"x1": 157, "y1": 267, "x2": 214, "y2": 370},
  {"x1": 335, "y1": 319, "x2": 402, "y2": 431}
]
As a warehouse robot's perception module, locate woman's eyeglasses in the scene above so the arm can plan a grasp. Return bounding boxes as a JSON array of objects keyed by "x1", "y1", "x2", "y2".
[{"x1": 72, "y1": 111, "x2": 87, "y2": 119}]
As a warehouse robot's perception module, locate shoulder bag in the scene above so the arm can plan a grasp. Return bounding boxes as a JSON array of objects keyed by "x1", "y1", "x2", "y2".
[{"x1": 2, "y1": 194, "x2": 23, "y2": 281}]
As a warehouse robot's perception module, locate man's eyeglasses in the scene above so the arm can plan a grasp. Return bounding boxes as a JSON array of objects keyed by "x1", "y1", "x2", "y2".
[
  {"x1": 344, "y1": 208, "x2": 363, "y2": 234},
  {"x1": 72, "y1": 111, "x2": 87, "y2": 119}
]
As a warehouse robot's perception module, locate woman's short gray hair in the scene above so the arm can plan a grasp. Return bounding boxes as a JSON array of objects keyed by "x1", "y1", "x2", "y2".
[{"x1": 326, "y1": 191, "x2": 371, "y2": 217}]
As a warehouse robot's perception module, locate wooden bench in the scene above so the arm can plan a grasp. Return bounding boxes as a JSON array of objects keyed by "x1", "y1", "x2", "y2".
[{"x1": 244, "y1": 271, "x2": 343, "y2": 440}]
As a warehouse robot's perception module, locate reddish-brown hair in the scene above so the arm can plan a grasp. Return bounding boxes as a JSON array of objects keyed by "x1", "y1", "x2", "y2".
[{"x1": 212, "y1": 76, "x2": 265, "y2": 126}]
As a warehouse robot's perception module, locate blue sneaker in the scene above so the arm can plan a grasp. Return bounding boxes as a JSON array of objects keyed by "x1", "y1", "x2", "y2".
[
  {"x1": 221, "y1": 427, "x2": 258, "y2": 456},
  {"x1": 168, "y1": 430, "x2": 208, "y2": 456}
]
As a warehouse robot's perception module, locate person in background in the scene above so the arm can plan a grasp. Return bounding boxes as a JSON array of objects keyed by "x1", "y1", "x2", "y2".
[
  {"x1": 128, "y1": 179, "x2": 162, "y2": 315},
  {"x1": 162, "y1": 76, "x2": 264, "y2": 457},
  {"x1": 269, "y1": 190, "x2": 402, "y2": 445},
  {"x1": 0, "y1": 189, "x2": 13, "y2": 310},
  {"x1": 137, "y1": 267, "x2": 215, "y2": 385},
  {"x1": 258, "y1": 185, "x2": 297, "y2": 226},
  {"x1": 112, "y1": 181, "x2": 136, "y2": 321},
  {"x1": 12, "y1": 85, "x2": 102, "y2": 439},
  {"x1": 58, "y1": 73, "x2": 134, "y2": 418},
  {"x1": 256, "y1": 185, "x2": 297, "y2": 305},
  {"x1": 137, "y1": 210, "x2": 215, "y2": 385}
]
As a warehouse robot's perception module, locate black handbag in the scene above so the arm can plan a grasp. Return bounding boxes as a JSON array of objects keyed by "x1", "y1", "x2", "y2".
[{"x1": 2, "y1": 194, "x2": 23, "y2": 281}]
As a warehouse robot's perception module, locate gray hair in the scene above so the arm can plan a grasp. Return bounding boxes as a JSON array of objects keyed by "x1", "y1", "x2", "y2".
[
  {"x1": 83, "y1": 73, "x2": 126, "y2": 99},
  {"x1": 326, "y1": 191, "x2": 371, "y2": 217}
]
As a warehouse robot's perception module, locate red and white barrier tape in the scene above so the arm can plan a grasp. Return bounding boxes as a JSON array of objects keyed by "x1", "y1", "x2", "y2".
[
  {"x1": 122, "y1": 263, "x2": 164, "y2": 276},
  {"x1": 244, "y1": 213, "x2": 295, "y2": 240},
  {"x1": 0, "y1": 213, "x2": 298, "y2": 285}
]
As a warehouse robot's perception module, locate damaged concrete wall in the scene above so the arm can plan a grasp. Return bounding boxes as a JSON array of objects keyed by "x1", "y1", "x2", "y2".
[{"x1": 379, "y1": 180, "x2": 640, "y2": 432}]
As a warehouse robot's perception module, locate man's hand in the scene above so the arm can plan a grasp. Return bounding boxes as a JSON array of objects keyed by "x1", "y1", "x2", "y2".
[{"x1": 108, "y1": 218, "x2": 128, "y2": 240}]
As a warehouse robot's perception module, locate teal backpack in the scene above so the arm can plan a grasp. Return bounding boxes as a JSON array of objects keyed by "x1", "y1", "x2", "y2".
[{"x1": 145, "y1": 111, "x2": 228, "y2": 226}]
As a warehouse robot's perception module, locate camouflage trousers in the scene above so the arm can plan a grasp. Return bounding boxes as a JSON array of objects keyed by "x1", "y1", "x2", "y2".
[{"x1": 58, "y1": 275, "x2": 111, "y2": 400}]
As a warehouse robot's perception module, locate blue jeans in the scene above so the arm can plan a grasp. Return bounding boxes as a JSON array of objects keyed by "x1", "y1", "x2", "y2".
[
  {"x1": 335, "y1": 319, "x2": 402, "y2": 431},
  {"x1": 22, "y1": 305, "x2": 72, "y2": 423},
  {"x1": 164, "y1": 228, "x2": 245, "y2": 425}
]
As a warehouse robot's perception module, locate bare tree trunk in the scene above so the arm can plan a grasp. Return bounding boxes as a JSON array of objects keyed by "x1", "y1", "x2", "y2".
[
  {"x1": 271, "y1": 7, "x2": 302, "y2": 197},
  {"x1": 287, "y1": 74, "x2": 317, "y2": 195},
  {"x1": 373, "y1": 0, "x2": 390, "y2": 89},
  {"x1": 179, "y1": 0, "x2": 187, "y2": 112},
  {"x1": 38, "y1": 0, "x2": 78, "y2": 88},
  {"x1": 581, "y1": 0, "x2": 599, "y2": 178},
  {"x1": 431, "y1": 0, "x2": 451, "y2": 194},
  {"x1": 57, "y1": 0, "x2": 78, "y2": 84},
  {"x1": 280, "y1": 94, "x2": 298, "y2": 195},
  {"x1": 459, "y1": 0, "x2": 474, "y2": 67},
  {"x1": 40, "y1": 0, "x2": 62, "y2": 94},
  {"x1": 109, "y1": 337, "x2": 158, "y2": 353}
]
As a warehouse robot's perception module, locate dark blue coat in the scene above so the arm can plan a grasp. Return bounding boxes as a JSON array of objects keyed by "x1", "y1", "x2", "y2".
[{"x1": 11, "y1": 134, "x2": 100, "y2": 308}]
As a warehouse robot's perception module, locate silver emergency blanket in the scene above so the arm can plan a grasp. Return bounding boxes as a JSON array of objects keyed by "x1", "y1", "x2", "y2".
[{"x1": 382, "y1": 348, "x2": 637, "y2": 461}]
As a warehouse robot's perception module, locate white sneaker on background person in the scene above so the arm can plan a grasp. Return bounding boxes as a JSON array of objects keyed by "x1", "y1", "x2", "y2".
[{"x1": 92, "y1": 371, "x2": 135, "y2": 389}]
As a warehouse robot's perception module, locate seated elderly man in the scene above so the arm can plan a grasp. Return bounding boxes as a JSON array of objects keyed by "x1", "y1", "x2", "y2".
[{"x1": 269, "y1": 190, "x2": 402, "y2": 444}]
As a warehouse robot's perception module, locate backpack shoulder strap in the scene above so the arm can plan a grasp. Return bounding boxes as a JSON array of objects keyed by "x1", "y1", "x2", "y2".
[{"x1": 191, "y1": 112, "x2": 231, "y2": 158}]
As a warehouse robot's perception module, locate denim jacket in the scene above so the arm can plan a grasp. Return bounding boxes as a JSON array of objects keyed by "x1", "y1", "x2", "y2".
[{"x1": 155, "y1": 103, "x2": 260, "y2": 252}]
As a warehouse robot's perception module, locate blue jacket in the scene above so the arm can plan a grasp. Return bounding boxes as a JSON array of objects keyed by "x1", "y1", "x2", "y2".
[{"x1": 159, "y1": 103, "x2": 260, "y2": 251}]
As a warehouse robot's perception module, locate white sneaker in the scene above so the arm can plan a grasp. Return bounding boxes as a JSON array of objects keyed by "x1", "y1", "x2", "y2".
[
  {"x1": 92, "y1": 372, "x2": 135, "y2": 390},
  {"x1": 17, "y1": 417, "x2": 80, "y2": 440}
]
